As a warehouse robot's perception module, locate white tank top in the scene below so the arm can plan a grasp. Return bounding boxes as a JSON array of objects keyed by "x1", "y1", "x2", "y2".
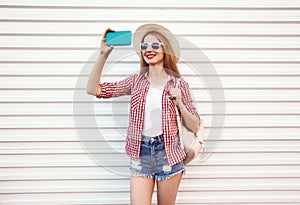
[{"x1": 142, "y1": 84, "x2": 164, "y2": 137}]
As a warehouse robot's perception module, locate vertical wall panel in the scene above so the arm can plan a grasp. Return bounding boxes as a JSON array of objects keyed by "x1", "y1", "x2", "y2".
[{"x1": 0, "y1": 0, "x2": 300, "y2": 204}]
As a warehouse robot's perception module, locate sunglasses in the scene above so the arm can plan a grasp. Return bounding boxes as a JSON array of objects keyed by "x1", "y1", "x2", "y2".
[{"x1": 140, "y1": 42, "x2": 163, "y2": 50}]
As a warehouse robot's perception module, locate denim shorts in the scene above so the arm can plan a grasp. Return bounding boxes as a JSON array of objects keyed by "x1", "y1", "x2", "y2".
[{"x1": 130, "y1": 134, "x2": 185, "y2": 181}]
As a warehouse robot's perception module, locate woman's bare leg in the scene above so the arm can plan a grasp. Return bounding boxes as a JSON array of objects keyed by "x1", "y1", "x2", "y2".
[
  {"x1": 130, "y1": 176, "x2": 155, "y2": 205},
  {"x1": 156, "y1": 172, "x2": 183, "y2": 205}
]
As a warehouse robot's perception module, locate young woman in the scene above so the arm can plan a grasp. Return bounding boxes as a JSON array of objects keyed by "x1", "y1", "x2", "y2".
[{"x1": 86, "y1": 24, "x2": 201, "y2": 205}]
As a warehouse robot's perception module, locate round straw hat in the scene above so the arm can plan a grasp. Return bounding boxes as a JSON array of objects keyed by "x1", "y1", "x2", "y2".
[{"x1": 133, "y1": 23, "x2": 180, "y2": 60}]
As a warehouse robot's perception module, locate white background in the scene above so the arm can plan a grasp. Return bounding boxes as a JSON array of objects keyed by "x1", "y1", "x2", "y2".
[{"x1": 0, "y1": 0, "x2": 300, "y2": 204}]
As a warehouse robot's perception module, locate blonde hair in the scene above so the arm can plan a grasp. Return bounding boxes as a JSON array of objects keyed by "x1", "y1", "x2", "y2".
[{"x1": 139, "y1": 31, "x2": 181, "y2": 78}]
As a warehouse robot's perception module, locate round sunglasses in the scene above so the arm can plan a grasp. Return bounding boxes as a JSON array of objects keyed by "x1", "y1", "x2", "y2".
[{"x1": 140, "y1": 42, "x2": 163, "y2": 50}]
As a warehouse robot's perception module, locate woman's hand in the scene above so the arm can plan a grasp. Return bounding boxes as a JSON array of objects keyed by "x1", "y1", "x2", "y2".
[
  {"x1": 169, "y1": 87, "x2": 182, "y2": 106},
  {"x1": 100, "y1": 28, "x2": 115, "y2": 56}
]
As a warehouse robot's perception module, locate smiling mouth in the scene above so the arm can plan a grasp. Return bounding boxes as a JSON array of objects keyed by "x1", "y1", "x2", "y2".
[{"x1": 145, "y1": 53, "x2": 156, "y2": 59}]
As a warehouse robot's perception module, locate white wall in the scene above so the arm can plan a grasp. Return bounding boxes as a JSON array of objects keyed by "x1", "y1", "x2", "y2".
[{"x1": 1, "y1": 0, "x2": 300, "y2": 204}]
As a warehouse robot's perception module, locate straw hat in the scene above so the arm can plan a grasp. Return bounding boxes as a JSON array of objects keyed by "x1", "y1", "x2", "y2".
[{"x1": 133, "y1": 23, "x2": 180, "y2": 60}]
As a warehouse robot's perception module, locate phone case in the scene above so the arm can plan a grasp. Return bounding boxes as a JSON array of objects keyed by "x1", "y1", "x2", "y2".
[{"x1": 106, "y1": 31, "x2": 132, "y2": 46}]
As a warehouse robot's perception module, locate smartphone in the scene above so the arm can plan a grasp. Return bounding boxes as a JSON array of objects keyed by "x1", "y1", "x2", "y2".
[{"x1": 106, "y1": 30, "x2": 132, "y2": 46}]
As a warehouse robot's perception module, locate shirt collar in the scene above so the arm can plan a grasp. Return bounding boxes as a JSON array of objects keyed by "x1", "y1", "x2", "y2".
[{"x1": 143, "y1": 70, "x2": 177, "y2": 84}]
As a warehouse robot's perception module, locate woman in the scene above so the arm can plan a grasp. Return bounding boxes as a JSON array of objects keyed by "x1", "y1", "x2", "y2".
[{"x1": 86, "y1": 24, "x2": 201, "y2": 205}]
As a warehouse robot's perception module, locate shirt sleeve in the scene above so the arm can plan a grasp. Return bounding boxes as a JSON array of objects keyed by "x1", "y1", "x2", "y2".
[
  {"x1": 179, "y1": 78, "x2": 201, "y2": 120},
  {"x1": 97, "y1": 74, "x2": 137, "y2": 99}
]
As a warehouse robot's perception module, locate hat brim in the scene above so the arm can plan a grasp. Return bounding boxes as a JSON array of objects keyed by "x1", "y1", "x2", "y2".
[{"x1": 133, "y1": 23, "x2": 180, "y2": 60}]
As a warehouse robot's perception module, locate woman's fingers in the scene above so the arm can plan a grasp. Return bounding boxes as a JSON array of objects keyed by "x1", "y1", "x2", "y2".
[
  {"x1": 103, "y1": 28, "x2": 115, "y2": 39},
  {"x1": 169, "y1": 88, "x2": 181, "y2": 98},
  {"x1": 100, "y1": 28, "x2": 115, "y2": 55},
  {"x1": 101, "y1": 28, "x2": 115, "y2": 43}
]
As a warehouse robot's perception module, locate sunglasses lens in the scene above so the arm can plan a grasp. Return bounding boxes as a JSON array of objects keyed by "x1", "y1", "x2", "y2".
[
  {"x1": 141, "y1": 43, "x2": 148, "y2": 50},
  {"x1": 151, "y1": 42, "x2": 160, "y2": 49}
]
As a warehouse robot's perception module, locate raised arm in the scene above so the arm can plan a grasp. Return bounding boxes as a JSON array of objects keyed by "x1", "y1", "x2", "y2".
[{"x1": 86, "y1": 28, "x2": 115, "y2": 96}]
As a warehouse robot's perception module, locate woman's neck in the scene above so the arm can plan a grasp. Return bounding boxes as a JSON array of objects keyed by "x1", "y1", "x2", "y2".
[{"x1": 148, "y1": 66, "x2": 169, "y2": 86}]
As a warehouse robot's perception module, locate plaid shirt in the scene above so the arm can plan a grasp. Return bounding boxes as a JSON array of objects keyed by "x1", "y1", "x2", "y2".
[{"x1": 98, "y1": 73, "x2": 200, "y2": 166}]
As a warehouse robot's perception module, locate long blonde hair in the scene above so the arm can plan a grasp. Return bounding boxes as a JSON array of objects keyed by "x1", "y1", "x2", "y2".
[{"x1": 139, "y1": 31, "x2": 181, "y2": 78}]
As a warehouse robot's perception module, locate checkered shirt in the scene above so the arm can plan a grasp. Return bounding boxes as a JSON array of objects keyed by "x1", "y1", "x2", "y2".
[{"x1": 98, "y1": 73, "x2": 200, "y2": 166}]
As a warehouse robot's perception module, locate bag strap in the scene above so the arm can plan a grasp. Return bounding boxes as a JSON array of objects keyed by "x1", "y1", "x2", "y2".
[{"x1": 174, "y1": 78, "x2": 185, "y2": 150}]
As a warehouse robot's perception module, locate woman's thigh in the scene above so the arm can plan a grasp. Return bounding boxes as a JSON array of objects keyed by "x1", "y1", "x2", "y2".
[
  {"x1": 130, "y1": 176, "x2": 155, "y2": 205},
  {"x1": 156, "y1": 171, "x2": 183, "y2": 205}
]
